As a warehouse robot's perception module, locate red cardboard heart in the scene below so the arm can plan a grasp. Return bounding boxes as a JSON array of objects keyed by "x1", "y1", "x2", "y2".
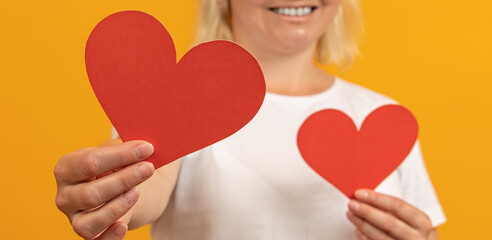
[
  {"x1": 297, "y1": 105, "x2": 418, "y2": 199},
  {"x1": 85, "y1": 11, "x2": 265, "y2": 169}
]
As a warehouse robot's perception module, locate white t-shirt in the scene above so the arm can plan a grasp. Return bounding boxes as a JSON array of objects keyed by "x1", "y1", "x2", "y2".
[{"x1": 138, "y1": 78, "x2": 446, "y2": 239}]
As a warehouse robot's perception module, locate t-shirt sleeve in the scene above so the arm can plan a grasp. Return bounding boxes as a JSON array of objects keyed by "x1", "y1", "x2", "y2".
[{"x1": 398, "y1": 141, "x2": 446, "y2": 227}]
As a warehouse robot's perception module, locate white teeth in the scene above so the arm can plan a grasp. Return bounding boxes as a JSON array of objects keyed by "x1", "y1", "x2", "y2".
[
  {"x1": 303, "y1": 7, "x2": 311, "y2": 15},
  {"x1": 288, "y1": 8, "x2": 296, "y2": 16},
  {"x1": 296, "y1": 8, "x2": 303, "y2": 16},
  {"x1": 272, "y1": 7, "x2": 313, "y2": 17}
]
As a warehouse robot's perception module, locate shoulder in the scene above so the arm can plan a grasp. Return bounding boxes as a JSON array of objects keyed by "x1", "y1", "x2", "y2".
[{"x1": 336, "y1": 77, "x2": 397, "y2": 106}]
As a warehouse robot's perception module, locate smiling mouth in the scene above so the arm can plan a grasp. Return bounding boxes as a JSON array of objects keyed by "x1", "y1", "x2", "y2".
[{"x1": 268, "y1": 7, "x2": 317, "y2": 17}]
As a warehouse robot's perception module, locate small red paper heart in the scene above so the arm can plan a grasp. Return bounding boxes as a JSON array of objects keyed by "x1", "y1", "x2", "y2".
[
  {"x1": 85, "y1": 11, "x2": 265, "y2": 169},
  {"x1": 297, "y1": 105, "x2": 418, "y2": 199}
]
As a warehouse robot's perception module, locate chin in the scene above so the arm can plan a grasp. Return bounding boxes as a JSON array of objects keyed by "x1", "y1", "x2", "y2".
[{"x1": 269, "y1": 30, "x2": 320, "y2": 55}]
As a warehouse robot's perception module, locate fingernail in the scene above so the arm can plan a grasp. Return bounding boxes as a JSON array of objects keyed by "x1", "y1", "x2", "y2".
[
  {"x1": 113, "y1": 222, "x2": 128, "y2": 237},
  {"x1": 136, "y1": 162, "x2": 155, "y2": 180},
  {"x1": 355, "y1": 190, "x2": 369, "y2": 200},
  {"x1": 134, "y1": 142, "x2": 154, "y2": 159},
  {"x1": 348, "y1": 200, "x2": 360, "y2": 211},
  {"x1": 122, "y1": 188, "x2": 139, "y2": 206}
]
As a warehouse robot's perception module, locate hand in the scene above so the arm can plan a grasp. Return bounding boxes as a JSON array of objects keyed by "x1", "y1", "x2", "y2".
[
  {"x1": 346, "y1": 189, "x2": 434, "y2": 240},
  {"x1": 54, "y1": 140, "x2": 155, "y2": 240}
]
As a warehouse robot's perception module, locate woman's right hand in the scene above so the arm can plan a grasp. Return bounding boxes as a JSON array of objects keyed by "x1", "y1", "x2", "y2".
[{"x1": 54, "y1": 140, "x2": 155, "y2": 240}]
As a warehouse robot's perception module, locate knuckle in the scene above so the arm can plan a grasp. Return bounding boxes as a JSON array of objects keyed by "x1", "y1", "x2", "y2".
[
  {"x1": 82, "y1": 151, "x2": 102, "y2": 176},
  {"x1": 72, "y1": 217, "x2": 96, "y2": 239},
  {"x1": 359, "y1": 220, "x2": 371, "y2": 232},
  {"x1": 105, "y1": 203, "x2": 123, "y2": 221},
  {"x1": 350, "y1": 214, "x2": 362, "y2": 226},
  {"x1": 53, "y1": 162, "x2": 64, "y2": 182},
  {"x1": 355, "y1": 231, "x2": 366, "y2": 240},
  {"x1": 79, "y1": 185, "x2": 101, "y2": 207},
  {"x1": 421, "y1": 215, "x2": 433, "y2": 233},
  {"x1": 117, "y1": 147, "x2": 135, "y2": 165},
  {"x1": 368, "y1": 191, "x2": 379, "y2": 202},
  {"x1": 389, "y1": 198, "x2": 404, "y2": 212},
  {"x1": 357, "y1": 204, "x2": 369, "y2": 217},
  {"x1": 117, "y1": 173, "x2": 135, "y2": 190},
  {"x1": 54, "y1": 153, "x2": 73, "y2": 182},
  {"x1": 381, "y1": 215, "x2": 396, "y2": 231},
  {"x1": 55, "y1": 194, "x2": 69, "y2": 212},
  {"x1": 59, "y1": 152, "x2": 74, "y2": 163}
]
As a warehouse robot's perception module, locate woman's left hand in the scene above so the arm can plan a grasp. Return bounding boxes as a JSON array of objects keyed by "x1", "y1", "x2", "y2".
[{"x1": 346, "y1": 189, "x2": 436, "y2": 240}]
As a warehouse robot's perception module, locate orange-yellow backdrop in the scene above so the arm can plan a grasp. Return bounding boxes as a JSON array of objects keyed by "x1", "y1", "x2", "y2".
[{"x1": 1, "y1": 0, "x2": 490, "y2": 239}]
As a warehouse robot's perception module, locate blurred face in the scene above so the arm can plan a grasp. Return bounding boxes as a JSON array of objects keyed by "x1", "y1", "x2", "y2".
[{"x1": 230, "y1": 0, "x2": 342, "y2": 56}]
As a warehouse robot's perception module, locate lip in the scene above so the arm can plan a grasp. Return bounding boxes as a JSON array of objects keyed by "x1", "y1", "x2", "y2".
[{"x1": 266, "y1": 1, "x2": 321, "y2": 9}]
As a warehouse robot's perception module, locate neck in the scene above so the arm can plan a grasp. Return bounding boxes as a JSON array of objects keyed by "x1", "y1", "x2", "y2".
[{"x1": 244, "y1": 44, "x2": 334, "y2": 96}]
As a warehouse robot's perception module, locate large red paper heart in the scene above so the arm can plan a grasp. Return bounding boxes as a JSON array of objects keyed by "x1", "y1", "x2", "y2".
[
  {"x1": 86, "y1": 11, "x2": 265, "y2": 169},
  {"x1": 297, "y1": 105, "x2": 418, "y2": 199}
]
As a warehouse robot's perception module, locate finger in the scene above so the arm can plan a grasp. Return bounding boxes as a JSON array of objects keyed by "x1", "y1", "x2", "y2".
[
  {"x1": 347, "y1": 210, "x2": 395, "y2": 240},
  {"x1": 65, "y1": 161, "x2": 154, "y2": 212},
  {"x1": 118, "y1": 207, "x2": 134, "y2": 227},
  {"x1": 348, "y1": 200, "x2": 419, "y2": 239},
  {"x1": 354, "y1": 189, "x2": 432, "y2": 230},
  {"x1": 92, "y1": 221, "x2": 128, "y2": 240},
  {"x1": 56, "y1": 141, "x2": 154, "y2": 183},
  {"x1": 354, "y1": 228, "x2": 369, "y2": 240},
  {"x1": 72, "y1": 188, "x2": 139, "y2": 239},
  {"x1": 54, "y1": 147, "x2": 92, "y2": 184}
]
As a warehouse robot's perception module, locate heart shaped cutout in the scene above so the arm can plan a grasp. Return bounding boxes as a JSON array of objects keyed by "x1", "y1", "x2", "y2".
[
  {"x1": 297, "y1": 105, "x2": 418, "y2": 199},
  {"x1": 86, "y1": 11, "x2": 265, "y2": 169}
]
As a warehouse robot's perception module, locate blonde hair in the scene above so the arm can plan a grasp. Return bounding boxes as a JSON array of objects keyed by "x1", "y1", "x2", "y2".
[{"x1": 193, "y1": 0, "x2": 364, "y2": 69}]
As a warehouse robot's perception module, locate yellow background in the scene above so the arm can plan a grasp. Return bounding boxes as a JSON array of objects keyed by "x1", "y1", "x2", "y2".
[{"x1": 0, "y1": 0, "x2": 490, "y2": 239}]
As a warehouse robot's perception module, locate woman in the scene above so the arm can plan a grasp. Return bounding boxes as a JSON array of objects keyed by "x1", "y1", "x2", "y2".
[{"x1": 54, "y1": 0, "x2": 446, "y2": 239}]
